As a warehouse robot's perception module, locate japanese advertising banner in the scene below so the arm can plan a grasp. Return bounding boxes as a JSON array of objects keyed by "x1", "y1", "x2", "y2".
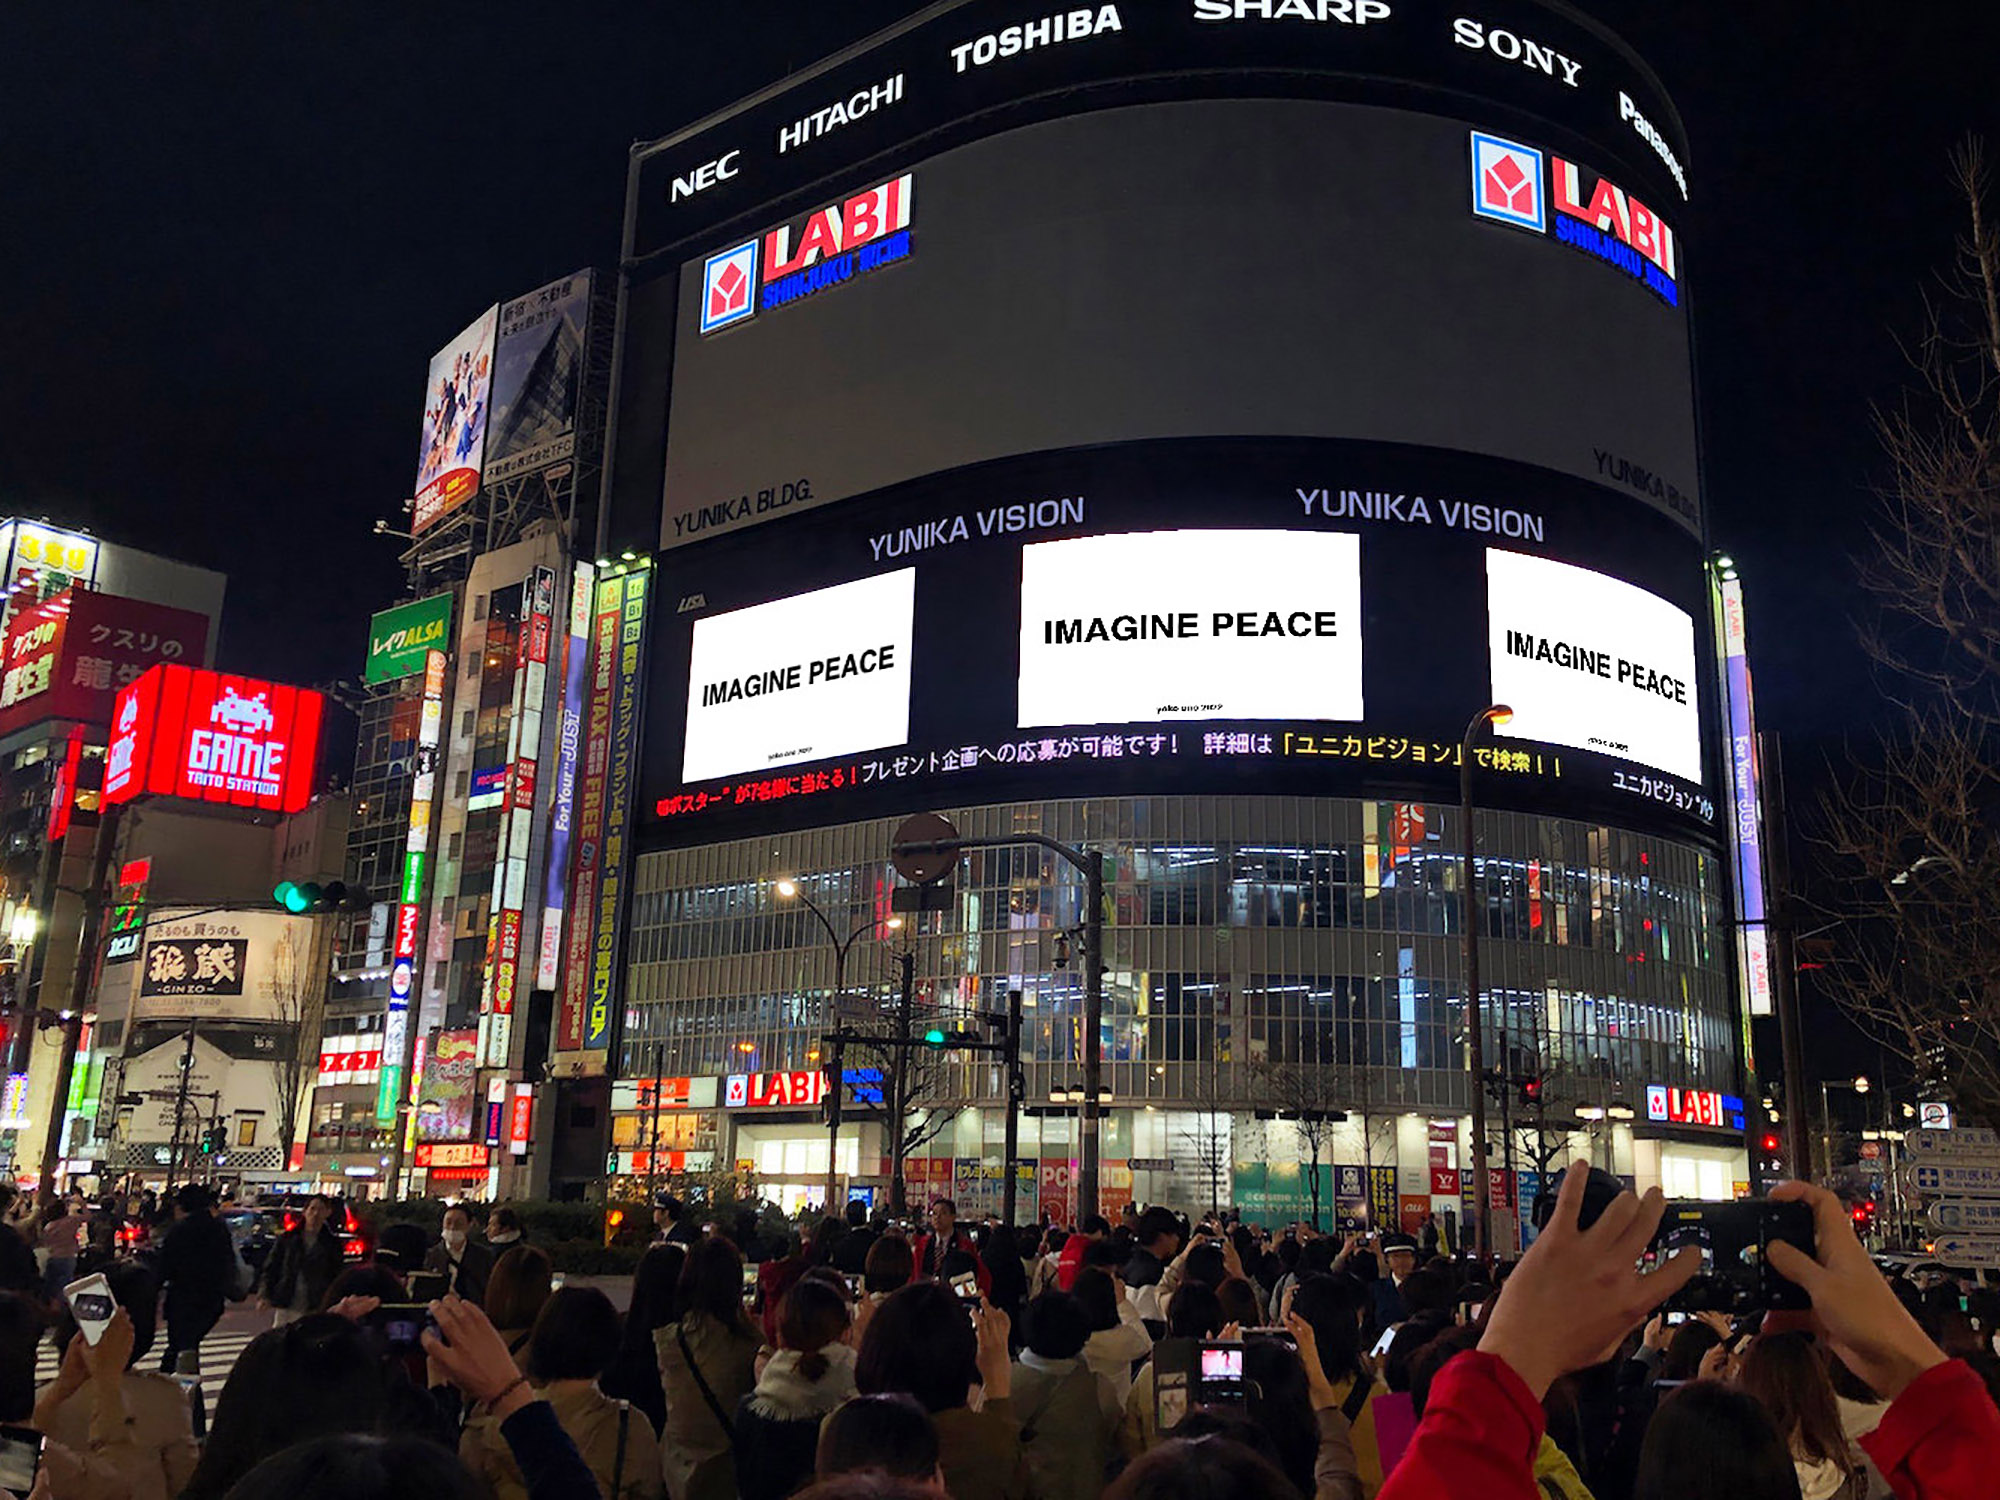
[
  {"x1": 364, "y1": 593, "x2": 453, "y2": 686},
  {"x1": 584, "y1": 570, "x2": 648, "y2": 1061},
  {"x1": 416, "y1": 1029, "x2": 480, "y2": 1142},
  {"x1": 413, "y1": 306, "x2": 497, "y2": 534},
  {"x1": 487, "y1": 271, "x2": 592, "y2": 483},
  {"x1": 128, "y1": 909, "x2": 318, "y2": 1023},
  {"x1": 553, "y1": 574, "x2": 621, "y2": 1065},
  {"x1": 0, "y1": 589, "x2": 210, "y2": 736}
]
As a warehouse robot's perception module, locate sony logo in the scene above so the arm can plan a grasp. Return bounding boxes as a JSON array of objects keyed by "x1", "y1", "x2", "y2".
[{"x1": 1452, "y1": 18, "x2": 1582, "y2": 86}]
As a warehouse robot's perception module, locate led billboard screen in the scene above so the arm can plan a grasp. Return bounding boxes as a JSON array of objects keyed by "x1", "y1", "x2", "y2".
[
  {"x1": 1485, "y1": 549, "x2": 1698, "y2": 781},
  {"x1": 1017, "y1": 531, "x2": 1362, "y2": 728},
  {"x1": 414, "y1": 307, "x2": 498, "y2": 534},
  {"x1": 641, "y1": 439, "x2": 1714, "y2": 847},
  {"x1": 104, "y1": 665, "x2": 324, "y2": 814},
  {"x1": 658, "y1": 101, "x2": 1696, "y2": 552},
  {"x1": 684, "y1": 568, "x2": 915, "y2": 782}
]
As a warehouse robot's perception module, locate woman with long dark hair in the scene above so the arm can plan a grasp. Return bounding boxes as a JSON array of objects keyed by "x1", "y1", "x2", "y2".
[
  {"x1": 601, "y1": 1243, "x2": 686, "y2": 1435},
  {"x1": 1737, "y1": 1332, "x2": 1865, "y2": 1500},
  {"x1": 657, "y1": 1236, "x2": 762, "y2": 1500}
]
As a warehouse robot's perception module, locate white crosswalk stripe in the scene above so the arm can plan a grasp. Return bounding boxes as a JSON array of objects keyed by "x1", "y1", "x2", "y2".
[{"x1": 34, "y1": 1330, "x2": 258, "y2": 1410}]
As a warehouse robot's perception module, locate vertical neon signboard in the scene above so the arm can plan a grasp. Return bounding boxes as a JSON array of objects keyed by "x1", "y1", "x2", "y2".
[
  {"x1": 538, "y1": 562, "x2": 591, "y2": 992},
  {"x1": 380, "y1": 648, "x2": 447, "y2": 1123},
  {"x1": 1718, "y1": 575, "x2": 1773, "y2": 1019}
]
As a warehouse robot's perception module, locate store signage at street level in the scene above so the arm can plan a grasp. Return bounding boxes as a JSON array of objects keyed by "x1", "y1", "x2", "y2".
[
  {"x1": 724, "y1": 1070, "x2": 827, "y2": 1108},
  {"x1": 412, "y1": 1143, "x2": 489, "y2": 1170}
]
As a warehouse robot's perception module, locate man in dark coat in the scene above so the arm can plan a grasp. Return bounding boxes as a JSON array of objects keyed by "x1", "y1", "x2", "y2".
[
  {"x1": 258, "y1": 1193, "x2": 344, "y2": 1323},
  {"x1": 157, "y1": 1184, "x2": 235, "y2": 1372},
  {"x1": 423, "y1": 1202, "x2": 495, "y2": 1304}
]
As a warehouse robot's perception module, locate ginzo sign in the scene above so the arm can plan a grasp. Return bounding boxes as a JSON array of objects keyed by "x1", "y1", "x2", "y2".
[{"x1": 105, "y1": 664, "x2": 323, "y2": 814}]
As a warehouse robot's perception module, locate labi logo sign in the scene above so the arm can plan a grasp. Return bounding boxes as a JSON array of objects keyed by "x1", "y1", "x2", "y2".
[
  {"x1": 1469, "y1": 131, "x2": 1680, "y2": 306},
  {"x1": 365, "y1": 593, "x2": 454, "y2": 686},
  {"x1": 700, "y1": 173, "x2": 914, "y2": 334}
]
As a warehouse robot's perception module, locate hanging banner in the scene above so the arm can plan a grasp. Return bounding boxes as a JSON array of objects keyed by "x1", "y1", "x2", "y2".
[
  {"x1": 539, "y1": 562, "x2": 592, "y2": 991},
  {"x1": 585, "y1": 568, "x2": 649, "y2": 1064},
  {"x1": 482, "y1": 565, "x2": 555, "y2": 1069},
  {"x1": 380, "y1": 649, "x2": 447, "y2": 1123},
  {"x1": 553, "y1": 573, "x2": 621, "y2": 1067}
]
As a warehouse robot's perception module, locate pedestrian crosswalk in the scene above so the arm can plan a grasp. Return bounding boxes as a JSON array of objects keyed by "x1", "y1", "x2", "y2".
[{"x1": 33, "y1": 1328, "x2": 258, "y2": 1412}]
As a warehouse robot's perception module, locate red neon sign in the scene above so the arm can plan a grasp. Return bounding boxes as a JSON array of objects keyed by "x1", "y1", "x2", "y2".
[{"x1": 105, "y1": 665, "x2": 323, "y2": 814}]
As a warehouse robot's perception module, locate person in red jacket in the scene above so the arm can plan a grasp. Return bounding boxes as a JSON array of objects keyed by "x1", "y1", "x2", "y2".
[
  {"x1": 1381, "y1": 1163, "x2": 1999, "y2": 1500},
  {"x1": 1055, "y1": 1215, "x2": 1110, "y2": 1292}
]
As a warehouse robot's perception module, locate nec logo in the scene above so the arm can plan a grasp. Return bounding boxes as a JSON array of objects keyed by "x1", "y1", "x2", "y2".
[
  {"x1": 701, "y1": 241, "x2": 759, "y2": 334},
  {"x1": 1470, "y1": 133, "x2": 1545, "y2": 231}
]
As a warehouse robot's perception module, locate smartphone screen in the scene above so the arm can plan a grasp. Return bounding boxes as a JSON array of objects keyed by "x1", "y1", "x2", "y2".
[
  {"x1": 950, "y1": 1271, "x2": 979, "y2": 1302},
  {"x1": 63, "y1": 1274, "x2": 115, "y2": 1346},
  {"x1": 1665, "y1": 1311, "x2": 1690, "y2": 1326},
  {"x1": 0, "y1": 1425, "x2": 44, "y2": 1498},
  {"x1": 1197, "y1": 1343, "x2": 1246, "y2": 1402}
]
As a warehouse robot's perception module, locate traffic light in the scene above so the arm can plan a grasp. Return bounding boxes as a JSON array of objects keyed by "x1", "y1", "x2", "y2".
[
  {"x1": 274, "y1": 881, "x2": 373, "y2": 914},
  {"x1": 1756, "y1": 1130, "x2": 1786, "y2": 1178},
  {"x1": 198, "y1": 1124, "x2": 225, "y2": 1156},
  {"x1": 920, "y1": 1026, "x2": 980, "y2": 1049},
  {"x1": 1519, "y1": 1076, "x2": 1545, "y2": 1109}
]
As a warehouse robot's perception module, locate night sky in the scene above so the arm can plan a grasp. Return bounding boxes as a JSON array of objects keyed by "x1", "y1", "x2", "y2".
[{"x1": 5, "y1": 5, "x2": 1996, "y2": 1076}]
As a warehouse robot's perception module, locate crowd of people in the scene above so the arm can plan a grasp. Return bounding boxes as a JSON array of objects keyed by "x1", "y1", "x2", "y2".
[{"x1": 0, "y1": 1165, "x2": 1985, "y2": 1500}]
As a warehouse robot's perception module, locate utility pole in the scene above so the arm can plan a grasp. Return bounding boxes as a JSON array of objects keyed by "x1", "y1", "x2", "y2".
[
  {"x1": 37, "y1": 802, "x2": 122, "y2": 1202},
  {"x1": 1761, "y1": 732, "x2": 1813, "y2": 1184},
  {"x1": 165, "y1": 1022, "x2": 197, "y2": 1195},
  {"x1": 643, "y1": 1038, "x2": 665, "y2": 1209},
  {"x1": 887, "y1": 948, "x2": 914, "y2": 1215},
  {"x1": 823, "y1": 1033, "x2": 845, "y2": 1209},
  {"x1": 1001, "y1": 988, "x2": 1023, "y2": 1228}
]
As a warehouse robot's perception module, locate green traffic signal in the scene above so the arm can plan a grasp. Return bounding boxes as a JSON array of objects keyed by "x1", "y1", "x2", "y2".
[
  {"x1": 273, "y1": 881, "x2": 316, "y2": 914},
  {"x1": 923, "y1": 1027, "x2": 947, "y2": 1045}
]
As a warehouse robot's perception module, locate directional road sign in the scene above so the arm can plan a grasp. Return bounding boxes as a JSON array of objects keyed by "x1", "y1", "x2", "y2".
[
  {"x1": 1929, "y1": 1198, "x2": 2000, "y2": 1233},
  {"x1": 1907, "y1": 1161, "x2": 2000, "y2": 1198},
  {"x1": 1905, "y1": 1127, "x2": 2000, "y2": 1158},
  {"x1": 1925, "y1": 1235, "x2": 2000, "y2": 1269}
]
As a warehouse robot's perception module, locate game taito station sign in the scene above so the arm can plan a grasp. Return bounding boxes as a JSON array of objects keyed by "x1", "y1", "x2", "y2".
[{"x1": 365, "y1": 592, "x2": 453, "y2": 685}]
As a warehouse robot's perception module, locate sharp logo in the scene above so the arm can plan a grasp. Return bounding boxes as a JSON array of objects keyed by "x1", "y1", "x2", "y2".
[
  {"x1": 1468, "y1": 131, "x2": 1680, "y2": 306},
  {"x1": 1192, "y1": 0, "x2": 1391, "y2": 21},
  {"x1": 697, "y1": 173, "x2": 914, "y2": 334}
]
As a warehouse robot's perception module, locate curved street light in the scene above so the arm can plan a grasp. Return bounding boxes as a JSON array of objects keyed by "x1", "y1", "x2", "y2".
[{"x1": 1460, "y1": 704, "x2": 1512, "y2": 1265}]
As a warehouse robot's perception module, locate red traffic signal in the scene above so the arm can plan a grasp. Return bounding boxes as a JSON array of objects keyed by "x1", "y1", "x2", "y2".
[{"x1": 1760, "y1": 1132, "x2": 1781, "y2": 1155}]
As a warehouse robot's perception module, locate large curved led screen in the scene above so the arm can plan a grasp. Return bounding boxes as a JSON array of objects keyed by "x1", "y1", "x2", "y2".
[{"x1": 661, "y1": 99, "x2": 1698, "y2": 550}]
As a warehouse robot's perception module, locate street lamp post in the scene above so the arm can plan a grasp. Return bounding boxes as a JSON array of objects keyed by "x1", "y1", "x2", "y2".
[
  {"x1": 776, "y1": 878, "x2": 900, "y2": 1208},
  {"x1": 1819, "y1": 1074, "x2": 1870, "y2": 1184},
  {"x1": 1460, "y1": 704, "x2": 1512, "y2": 1264}
]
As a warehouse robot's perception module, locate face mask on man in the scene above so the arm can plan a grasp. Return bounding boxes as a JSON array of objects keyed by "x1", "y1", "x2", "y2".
[
  {"x1": 441, "y1": 1227, "x2": 467, "y2": 1252},
  {"x1": 489, "y1": 1230, "x2": 520, "y2": 1246}
]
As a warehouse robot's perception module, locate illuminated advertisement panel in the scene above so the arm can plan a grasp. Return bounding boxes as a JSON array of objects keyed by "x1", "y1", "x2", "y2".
[
  {"x1": 413, "y1": 306, "x2": 498, "y2": 533},
  {"x1": 379, "y1": 649, "x2": 447, "y2": 1123},
  {"x1": 553, "y1": 576, "x2": 619, "y2": 1069},
  {"x1": 364, "y1": 593, "x2": 454, "y2": 686},
  {"x1": 585, "y1": 571, "x2": 648, "y2": 1062},
  {"x1": 538, "y1": 562, "x2": 592, "y2": 991},
  {"x1": 1017, "y1": 531, "x2": 1361, "y2": 727},
  {"x1": 1486, "y1": 549, "x2": 1699, "y2": 782},
  {"x1": 640, "y1": 441, "x2": 1713, "y2": 848},
  {"x1": 682, "y1": 568, "x2": 914, "y2": 782},
  {"x1": 657, "y1": 102, "x2": 1695, "y2": 551},
  {"x1": 104, "y1": 665, "x2": 323, "y2": 814},
  {"x1": 487, "y1": 272, "x2": 593, "y2": 483},
  {"x1": 0, "y1": 589, "x2": 211, "y2": 735},
  {"x1": 1718, "y1": 575, "x2": 1774, "y2": 1018}
]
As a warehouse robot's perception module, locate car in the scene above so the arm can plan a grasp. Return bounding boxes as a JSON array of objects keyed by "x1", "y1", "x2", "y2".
[{"x1": 246, "y1": 1195, "x2": 370, "y2": 1263}]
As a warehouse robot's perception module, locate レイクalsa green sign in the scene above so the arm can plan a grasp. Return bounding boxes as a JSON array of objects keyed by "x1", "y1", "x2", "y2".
[{"x1": 364, "y1": 592, "x2": 453, "y2": 684}]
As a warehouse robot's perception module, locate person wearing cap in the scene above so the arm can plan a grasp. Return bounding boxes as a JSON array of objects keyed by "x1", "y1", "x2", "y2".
[
  {"x1": 1371, "y1": 1233, "x2": 1420, "y2": 1329},
  {"x1": 654, "y1": 1193, "x2": 699, "y2": 1247}
]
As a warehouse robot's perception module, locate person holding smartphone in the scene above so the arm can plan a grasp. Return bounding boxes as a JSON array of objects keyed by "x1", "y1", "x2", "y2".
[{"x1": 35, "y1": 1290, "x2": 197, "y2": 1500}]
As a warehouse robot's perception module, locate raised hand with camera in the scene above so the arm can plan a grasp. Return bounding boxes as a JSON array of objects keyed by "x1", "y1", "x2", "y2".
[{"x1": 1761, "y1": 1180, "x2": 1996, "y2": 1500}]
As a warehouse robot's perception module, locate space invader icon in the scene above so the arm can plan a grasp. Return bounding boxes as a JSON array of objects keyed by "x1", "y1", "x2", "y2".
[
  {"x1": 210, "y1": 686, "x2": 275, "y2": 735},
  {"x1": 700, "y1": 240, "x2": 759, "y2": 334},
  {"x1": 1470, "y1": 132, "x2": 1546, "y2": 233}
]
